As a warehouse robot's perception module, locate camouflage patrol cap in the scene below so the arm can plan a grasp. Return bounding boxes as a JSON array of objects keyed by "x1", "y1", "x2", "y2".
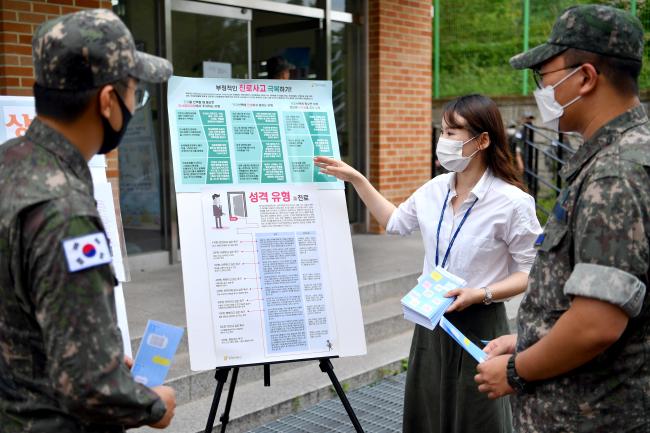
[
  {"x1": 510, "y1": 4, "x2": 644, "y2": 70},
  {"x1": 32, "y1": 9, "x2": 172, "y2": 90}
]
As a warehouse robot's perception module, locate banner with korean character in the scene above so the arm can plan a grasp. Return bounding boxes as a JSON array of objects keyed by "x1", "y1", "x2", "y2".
[{"x1": 0, "y1": 95, "x2": 35, "y2": 142}]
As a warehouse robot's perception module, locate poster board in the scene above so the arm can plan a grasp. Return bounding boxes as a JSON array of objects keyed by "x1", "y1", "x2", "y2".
[
  {"x1": 118, "y1": 107, "x2": 162, "y2": 230},
  {"x1": 168, "y1": 77, "x2": 366, "y2": 371},
  {"x1": 0, "y1": 96, "x2": 133, "y2": 357}
]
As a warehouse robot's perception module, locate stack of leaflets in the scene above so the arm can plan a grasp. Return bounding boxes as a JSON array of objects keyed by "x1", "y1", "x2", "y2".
[{"x1": 401, "y1": 266, "x2": 467, "y2": 331}]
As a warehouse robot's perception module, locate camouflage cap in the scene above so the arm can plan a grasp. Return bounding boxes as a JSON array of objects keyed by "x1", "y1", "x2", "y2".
[
  {"x1": 32, "y1": 9, "x2": 172, "y2": 90},
  {"x1": 510, "y1": 4, "x2": 644, "y2": 70}
]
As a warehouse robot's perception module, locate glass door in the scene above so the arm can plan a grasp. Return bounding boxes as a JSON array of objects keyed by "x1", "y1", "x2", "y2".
[{"x1": 170, "y1": 0, "x2": 252, "y2": 78}]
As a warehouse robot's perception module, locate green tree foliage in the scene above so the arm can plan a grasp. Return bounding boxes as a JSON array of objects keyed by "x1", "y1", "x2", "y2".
[{"x1": 435, "y1": 0, "x2": 649, "y2": 97}]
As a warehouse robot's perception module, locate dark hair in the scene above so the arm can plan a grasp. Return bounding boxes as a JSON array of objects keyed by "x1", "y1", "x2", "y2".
[
  {"x1": 266, "y1": 56, "x2": 292, "y2": 79},
  {"x1": 33, "y1": 84, "x2": 98, "y2": 122},
  {"x1": 562, "y1": 48, "x2": 641, "y2": 95},
  {"x1": 442, "y1": 94, "x2": 526, "y2": 192},
  {"x1": 33, "y1": 78, "x2": 130, "y2": 123}
]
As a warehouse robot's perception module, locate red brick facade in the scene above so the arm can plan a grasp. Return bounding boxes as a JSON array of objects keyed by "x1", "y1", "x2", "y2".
[
  {"x1": 0, "y1": 0, "x2": 118, "y2": 183},
  {"x1": 367, "y1": 0, "x2": 433, "y2": 233}
]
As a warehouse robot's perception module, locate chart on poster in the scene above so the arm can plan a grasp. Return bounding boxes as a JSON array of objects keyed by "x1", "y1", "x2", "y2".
[
  {"x1": 169, "y1": 78, "x2": 366, "y2": 371},
  {"x1": 168, "y1": 77, "x2": 344, "y2": 191}
]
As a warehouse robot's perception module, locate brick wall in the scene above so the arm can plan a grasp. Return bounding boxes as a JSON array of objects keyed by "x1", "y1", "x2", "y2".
[
  {"x1": 0, "y1": 0, "x2": 120, "y2": 192},
  {"x1": 367, "y1": 0, "x2": 433, "y2": 233}
]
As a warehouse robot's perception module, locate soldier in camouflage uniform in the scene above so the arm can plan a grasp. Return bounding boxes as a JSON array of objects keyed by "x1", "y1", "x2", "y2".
[
  {"x1": 0, "y1": 9, "x2": 176, "y2": 432},
  {"x1": 474, "y1": 5, "x2": 650, "y2": 432}
]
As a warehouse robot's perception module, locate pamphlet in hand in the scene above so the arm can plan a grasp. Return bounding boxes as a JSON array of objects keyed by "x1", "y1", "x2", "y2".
[
  {"x1": 131, "y1": 320, "x2": 184, "y2": 387},
  {"x1": 401, "y1": 266, "x2": 467, "y2": 331},
  {"x1": 439, "y1": 317, "x2": 487, "y2": 363}
]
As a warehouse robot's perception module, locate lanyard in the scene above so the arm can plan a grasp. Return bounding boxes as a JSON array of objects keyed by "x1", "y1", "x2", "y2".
[{"x1": 435, "y1": 188, "x2": 479, "y2": 268}]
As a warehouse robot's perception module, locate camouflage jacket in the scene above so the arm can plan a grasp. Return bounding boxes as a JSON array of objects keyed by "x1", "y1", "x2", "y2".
[
  {"x1": 0, "y1": 119, "x2": 165, "y2": 432},
  {"x1": 513, "y1": 105, "x2": 650, "y2": 432}
]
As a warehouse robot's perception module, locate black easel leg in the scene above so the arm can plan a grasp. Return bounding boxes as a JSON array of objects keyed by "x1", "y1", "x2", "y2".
[
  {"x1": 263, "y1": 364, "x2": 270, "y2": 387},
  {"x1": 319, "y1": 358, "x2": 365, "y2": 433},
  {"x1": 205, "y1": 368, "x2": 231, "y2": 433},
  {"x1": 219, "y1": 367, "x2": 239, "y2": 433}
]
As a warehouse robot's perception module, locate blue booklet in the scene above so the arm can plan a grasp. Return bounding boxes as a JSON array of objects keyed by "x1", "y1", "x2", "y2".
[
  {"x1": 131, "y1": 320, "x2": 184, "y2": 387},
  {"x1": 439, "y1": 317, "x2": 487, "y2": 363},
  {"x1": 401, "y1": 266, "x2": 466, "y2": 330}
]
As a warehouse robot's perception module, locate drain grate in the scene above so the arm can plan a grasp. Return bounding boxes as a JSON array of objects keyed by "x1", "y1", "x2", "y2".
[{"x1": 249, "y1": 372, "x2": 406, "y2": 433}]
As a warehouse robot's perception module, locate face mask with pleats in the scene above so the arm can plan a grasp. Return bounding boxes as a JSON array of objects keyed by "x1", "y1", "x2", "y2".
[
  {"x1": 533, "y1": 66, "x2": 582, "y2": 133},
  {"x1": 436, "y1": 134, "x2": 480, "y2": 172}
]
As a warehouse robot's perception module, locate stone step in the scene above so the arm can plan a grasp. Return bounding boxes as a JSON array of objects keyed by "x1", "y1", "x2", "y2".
[
  {"x1": 152, "y1": 296, "x2": 412, "y2": 405},
  {"x1": 133, "y1": 330, "x2": 414, "y2": 433}
]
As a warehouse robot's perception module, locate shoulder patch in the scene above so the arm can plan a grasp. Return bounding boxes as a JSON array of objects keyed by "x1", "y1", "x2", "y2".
[{"x1": 62, "y1": 232, "x2": 112, "y2": 272}]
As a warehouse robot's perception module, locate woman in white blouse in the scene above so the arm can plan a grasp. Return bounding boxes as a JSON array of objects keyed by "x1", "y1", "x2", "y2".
[{"x1": 315, "y1": 94, "x2": 541, "y2": 433}]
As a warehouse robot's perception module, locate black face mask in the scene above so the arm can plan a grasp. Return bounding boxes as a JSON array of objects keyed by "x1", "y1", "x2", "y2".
[{"x1": 98, "y1": 89, "x2": 133, "y2": 155}]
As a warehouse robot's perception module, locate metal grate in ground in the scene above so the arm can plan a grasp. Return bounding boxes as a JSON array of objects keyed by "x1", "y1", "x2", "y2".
[{"x1": 249, "y1": 372, "x2": 406, "y2": 433}]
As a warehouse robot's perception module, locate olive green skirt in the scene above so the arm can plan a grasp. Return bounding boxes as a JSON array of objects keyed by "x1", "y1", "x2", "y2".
[{"x1": 403, "y1": 302, "x2": 513, "y2": 433}]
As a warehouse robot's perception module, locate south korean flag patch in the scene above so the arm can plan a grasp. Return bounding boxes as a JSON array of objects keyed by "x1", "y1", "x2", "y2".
[{"x1": 62, "y1": 232, "x2": 112, "y2": 273}]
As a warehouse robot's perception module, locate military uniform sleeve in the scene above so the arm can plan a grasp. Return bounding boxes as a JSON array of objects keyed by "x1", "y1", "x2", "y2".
[
  {"x1": 564, "y1": 174, "x2": 649, "y2": 317},
  {"x1": 23, "y1": 203, "x2": 166, "y2": 427}
]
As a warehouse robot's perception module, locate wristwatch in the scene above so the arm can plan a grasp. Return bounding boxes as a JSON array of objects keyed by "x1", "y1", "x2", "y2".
[
  {"x1": 507, "y1": 353, "x2": 533, "y2": 394},
  {"x1": 481, "y1": 286, "x2": 493, "y2": 305}
]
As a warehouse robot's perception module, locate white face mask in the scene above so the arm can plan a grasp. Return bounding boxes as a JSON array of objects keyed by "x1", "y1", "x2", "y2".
[
  {"x1": 436, "y1": 134, "x2": 480, "y2": 172},
  {"x1": 533, "y1": 66, "x2": 582, "y2": 132}
]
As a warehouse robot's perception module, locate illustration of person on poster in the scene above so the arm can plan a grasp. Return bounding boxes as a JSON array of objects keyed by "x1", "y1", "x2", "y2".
[{"x1": 212, "y1": 194, "x2": 224, "y2": 228}]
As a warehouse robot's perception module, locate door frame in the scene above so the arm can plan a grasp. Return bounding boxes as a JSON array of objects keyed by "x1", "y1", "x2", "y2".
[{"x1": 169, "y1": 0, "x2": 253, "y2": 77}]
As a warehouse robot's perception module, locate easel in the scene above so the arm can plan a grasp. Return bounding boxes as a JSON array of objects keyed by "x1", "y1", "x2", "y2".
[{"x1": 204, "y1": 357, "x2": 365, "y2": 433}]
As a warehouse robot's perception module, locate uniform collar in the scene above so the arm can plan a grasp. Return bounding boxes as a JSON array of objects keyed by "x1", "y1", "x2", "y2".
[
  {"x1": 25, "y1": 117, "x2": 93, "y2": 189},
  {"x1": 448, "y1": 167, "x2": 493, "y2": 201},
  {"x1": 560, "y1": 105, "x2": 649, "y2": 182}
]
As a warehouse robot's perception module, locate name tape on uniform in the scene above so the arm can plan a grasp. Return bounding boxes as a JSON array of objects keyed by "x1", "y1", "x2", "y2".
[{"x1": 62, "y1": 232, "x2": 112, "y2": 272}]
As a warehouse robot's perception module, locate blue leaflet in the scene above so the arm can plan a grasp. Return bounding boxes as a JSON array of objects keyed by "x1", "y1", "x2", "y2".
[
  {"x1": 439, "y1": 317, "x2": 487, "y2": 363},
  {"x1": 131, "y1": 320, "x2": 184, "y2": 387}
]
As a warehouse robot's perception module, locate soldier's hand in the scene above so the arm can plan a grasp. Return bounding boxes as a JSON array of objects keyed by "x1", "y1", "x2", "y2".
[
  {"x1": 483, "y1": 334, "x2": 517, "y2": 359},
  {"x1": 124, "y1": 355, "x2": 134, "y2": 370},
  {"x1": 475, "y1": 354, "x2": 514, "y2": 399},
  {"x1": 150, "y1": 386, "x2": 176, "y2": 428}
]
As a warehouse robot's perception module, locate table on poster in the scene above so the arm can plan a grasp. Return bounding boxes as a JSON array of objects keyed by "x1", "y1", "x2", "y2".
[{"x1": 168, "y1": 77, "x2": 366, "y2": 371}]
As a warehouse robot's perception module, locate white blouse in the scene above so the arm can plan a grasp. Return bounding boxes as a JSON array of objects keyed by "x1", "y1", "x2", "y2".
[{"x1": 386, "y1": 169, "x2": 542, "y2": 290}]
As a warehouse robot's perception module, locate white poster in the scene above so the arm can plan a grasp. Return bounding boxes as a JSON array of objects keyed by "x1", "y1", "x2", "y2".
[
  {"x1": 118, "y1": 108, "x2": 161, "y2": 229},
  {"x1": 203, "y1": 61, "x2": 232, "y2": 78},
  {"x1": 170, "y1": 78, "x2": 366, "y2": 371},
  {"x1": 200, "y1": 186, "x2": 338, "y2": 364},
  {"x1": 0, "y1": 95, "x2": 35, "y2": 143},
  {"x1": 94, "y1": 182, "x2": 128, "y2": 287}
]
